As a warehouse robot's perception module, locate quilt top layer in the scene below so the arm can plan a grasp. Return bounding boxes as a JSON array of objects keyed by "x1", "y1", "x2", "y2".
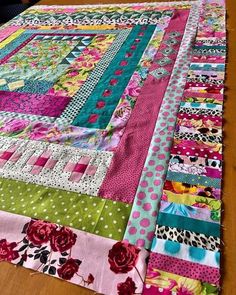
[{"x1": 0, "y1": 1, "x2": 225, "y2": 294}]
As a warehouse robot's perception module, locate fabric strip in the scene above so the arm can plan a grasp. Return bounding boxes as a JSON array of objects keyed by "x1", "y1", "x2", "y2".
[
  {"x1": 0, "y1": 136, "x2": 113, "y2": 196},
  {"x1": 143, "y1": 267, "x2": 219, "y2": 294},
  {"x1": 0, "y1": 178, "x2": 131, "y2": 240},
  {"x1": 155, "y1": 224, "x2": 221, "y2": 251},
  {"x1": 158, "y1": 212, "x2": 220, "y2": 237},
  {"x1": 166, "y1": 171, "x2": 221, "y2": 188},
  {"x1": 151, "y1": 237, "x2": 220, "y2": 268},
  {"x1": 124, "y1": 4, "x2": 200, "y2": 248},
  {"x1": 0, "y1": 210, "x2": 148, "y2": 294},
  {"x1": 99, "y1": 9, "x2": 190, "y2": 205},
  {"x1": 148, "y1": 252, "x2": 220, "y2": 286}
]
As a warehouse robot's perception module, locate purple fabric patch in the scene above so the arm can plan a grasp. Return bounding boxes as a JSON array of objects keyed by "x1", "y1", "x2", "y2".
[{"x1": 0, "y1": 91, "x2": 71, "y2": 117}]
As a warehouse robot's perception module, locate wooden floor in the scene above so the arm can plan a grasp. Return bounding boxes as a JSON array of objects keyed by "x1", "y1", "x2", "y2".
[{"x1": 0, "y1": 0, "x2": 235, "y2": 294}]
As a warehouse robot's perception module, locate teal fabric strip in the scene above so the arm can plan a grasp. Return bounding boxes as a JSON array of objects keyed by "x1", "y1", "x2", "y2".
[
  {"x1": 193, "y1": 45, "x2": 226, "y2": 50},
  {"x1": 158, "y1": 212, "x2": 220, "y2": 237},
  {"x1": 180, "y1": 102, "x2": 222, "y2": 109},
  {"x1": 7, "y1": 80, "x2": 54, "y2": 94},
  {"x1": 72, "y1": 25, "x2": 156, "y2": 129},
  {"x1": 189, "y1": 64, "x2": 225, "y2": 71},
  {"x1": 166, "y1": 171, "x2": 221, "y2": 188}
]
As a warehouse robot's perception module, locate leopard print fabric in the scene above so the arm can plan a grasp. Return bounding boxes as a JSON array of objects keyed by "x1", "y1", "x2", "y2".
[
  {"x1": 187, "y1": 77, "x2": 224, "y2": 86},
  {"x1": 155, "y1": 225, "x2": 220, "y2": 252},
  {"x1": 175, "y1": 132, "x2": 222, "y2": 143},
  {"x1": 179, "y1": 107, "x2": 222, "y2": 117}
]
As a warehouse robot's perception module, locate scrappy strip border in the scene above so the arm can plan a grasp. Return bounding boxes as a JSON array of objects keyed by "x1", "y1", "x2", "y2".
[{"x1": 143, "y1": 0, "x2": 225, "y2": 293}]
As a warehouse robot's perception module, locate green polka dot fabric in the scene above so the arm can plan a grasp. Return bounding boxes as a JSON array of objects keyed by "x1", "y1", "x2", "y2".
[{"x1": 0, "y1": 178, "x2": 131, "y2": 240}]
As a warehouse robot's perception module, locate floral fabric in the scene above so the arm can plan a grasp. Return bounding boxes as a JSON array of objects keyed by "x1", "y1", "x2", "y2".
[
  {"x1": 0, "y1": 210, "x2": 148, "y2": 294},
  {"x1": 143, "y1": 268, "x2": 219, "y2": 294}
]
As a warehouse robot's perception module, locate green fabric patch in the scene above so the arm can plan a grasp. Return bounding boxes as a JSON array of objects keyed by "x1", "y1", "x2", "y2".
[{"x1": 0, "y1": 178, "x2": 131, "y2": 240}]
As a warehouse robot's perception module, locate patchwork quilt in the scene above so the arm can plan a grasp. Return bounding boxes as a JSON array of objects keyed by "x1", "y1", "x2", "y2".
[{"x1": 0, "y1": 0, "x2": 225, "y2": 294}]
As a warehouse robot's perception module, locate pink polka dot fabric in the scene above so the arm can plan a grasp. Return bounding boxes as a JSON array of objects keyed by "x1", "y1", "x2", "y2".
[
  {"x1": 124, "y1": 5, "x2": 200, "y2": 249},
  {"x1": 149, "y1": 252, "x2": 220, "y2": 286}
]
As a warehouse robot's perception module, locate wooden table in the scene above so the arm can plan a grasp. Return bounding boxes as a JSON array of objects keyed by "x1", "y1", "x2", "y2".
[{"x1": 0, "y1": 0, "x2": 235, "y2": 294}]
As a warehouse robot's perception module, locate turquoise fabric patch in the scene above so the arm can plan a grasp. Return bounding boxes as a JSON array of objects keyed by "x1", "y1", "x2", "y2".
[
  {"x1": 189, "y1": 64, "x2": 225, "y2": 71},
  {"x1": 164, "y1": 240, "x2": 181, "y2": 254},
  {"x1": 215, "y1": 251, "x2": 220, "y2": 265},
  {"x1": 189, "y1": 245, "x2": 206, "y2": 261},
  {"x1": 193, "y1": 45, "x2": 226, "y2": 50},
  {"x1": 14, "y1": 80, "x2": 54, "y2": 94},
  {"x1": 180, "y1": 102, "x2": 221, "y2": 109}
]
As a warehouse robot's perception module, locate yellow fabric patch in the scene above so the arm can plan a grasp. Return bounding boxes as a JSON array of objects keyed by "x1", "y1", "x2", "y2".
[
  {"x1": 0, "y1": 79, "x2": 7, "y2": 86},
  {"x1": 8, "y1": 80, "x2": 25, "y2": 91},
  {"x1": 163, "y1": 190, "x2": 221, "y2": 208},
  {"x1": 145, "y1": 268, "x2": 204, "y2": 293}
]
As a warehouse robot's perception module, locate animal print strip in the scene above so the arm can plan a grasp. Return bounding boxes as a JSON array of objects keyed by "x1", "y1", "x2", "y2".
[
  {"x1": 179, "y1": 107, "x2": 222, "y2": 117},
  {"x1": 155, "y1": 225, "x2": 220, "y2": 252}
]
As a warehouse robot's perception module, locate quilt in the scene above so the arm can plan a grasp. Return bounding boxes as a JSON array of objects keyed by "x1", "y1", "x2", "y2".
[{"x1": 0, "y1": 0, "x2": 225, "y2": 294}]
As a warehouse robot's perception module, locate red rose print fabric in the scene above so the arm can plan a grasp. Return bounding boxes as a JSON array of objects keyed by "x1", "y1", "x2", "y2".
[
  {"x1": 108, "y1": 242, "x2": 140, "y2": 274},
  {"x1": 0, "y1": 210, "x2": 148, "y2": 294},
  {"x1": 26, "y1": 219, "x2": 57, "y2": 245},
  {"x1": 0, "y1": 239, "x2": 19, "y2": 262}
]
